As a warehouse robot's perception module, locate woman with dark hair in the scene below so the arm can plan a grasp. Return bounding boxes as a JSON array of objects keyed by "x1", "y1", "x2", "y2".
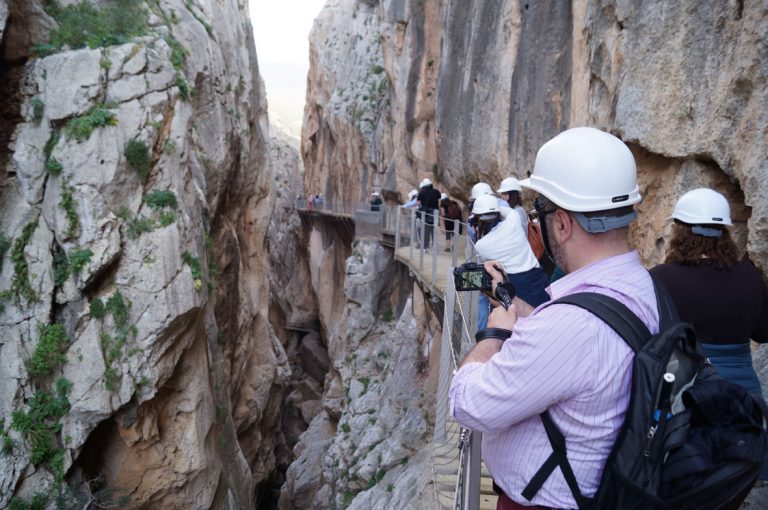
[{"x1": 651, "y1": 187, "x2": 768, "y2": 404}]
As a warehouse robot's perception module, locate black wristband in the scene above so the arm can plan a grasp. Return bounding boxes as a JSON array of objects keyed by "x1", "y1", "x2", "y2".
[{"x1": 475, "y1": 328, "x2": 512, "y2": 343}]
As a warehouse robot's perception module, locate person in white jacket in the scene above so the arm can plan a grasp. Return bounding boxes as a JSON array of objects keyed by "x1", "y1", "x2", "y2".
[{"x1": 472, "y1": 195, "x2": 550, "y2": 328}]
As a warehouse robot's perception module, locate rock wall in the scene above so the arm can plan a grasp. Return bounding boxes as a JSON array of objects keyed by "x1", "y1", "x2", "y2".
[
  {"x1": 0, "y1": 0, "x2": 287, "y2": 507},
  {"x1": 303, "y1": 0, "x2": 767, "y2": 273}
]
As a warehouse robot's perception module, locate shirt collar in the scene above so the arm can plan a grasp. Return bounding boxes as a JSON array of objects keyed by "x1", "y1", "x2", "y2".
[{"x1": 547, "y1": 250, "x2": 642, "y2": 300}]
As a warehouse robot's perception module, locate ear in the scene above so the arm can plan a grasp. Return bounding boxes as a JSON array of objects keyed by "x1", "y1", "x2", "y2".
[{"x1": 552, "y1": 209, "x2": 573, "y2": 242}]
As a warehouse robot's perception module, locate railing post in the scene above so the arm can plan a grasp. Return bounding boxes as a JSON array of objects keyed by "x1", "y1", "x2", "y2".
[
  {"x1": 462, "y1": 431, "x2": 482, "y2": 510},
  {"x1": 431, "y1": 211, "x2": 438, "y2": 286},
  {"x1": 452, "y1": 220, "x2": 459, "y2": 266},
  {"x1": 409, "y1": 209, "x2": 415, "y2": 264},
  {"x1": 419, "y1": 213, "x2": 426, "y2": 275},
  {"x1": 395, "y1": 206, "x2": 402, "y2": 253}
]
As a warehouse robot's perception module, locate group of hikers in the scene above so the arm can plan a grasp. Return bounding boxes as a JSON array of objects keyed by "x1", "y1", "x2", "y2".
[
  {"x1": 299, "y1": 192, "x2": 324, "y2": 209},
  {"x1": 400, "y1": 128, "x2": 767, "y2": 510}
]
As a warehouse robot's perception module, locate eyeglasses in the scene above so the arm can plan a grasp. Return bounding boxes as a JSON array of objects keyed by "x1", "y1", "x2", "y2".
[{"x1": 534, "y1": 197, "x2": 557, "y2": 219}]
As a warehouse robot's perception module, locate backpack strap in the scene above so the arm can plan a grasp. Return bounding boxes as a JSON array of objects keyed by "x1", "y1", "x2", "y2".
[
  {"x1": 650, "y1": 275, "x2": 680, "y2": 329},
  {"x1": 522, "y1": 292, "x2": 654, "y2": 509},
  {"x1": 549, "y1": 292, "x2": 651, "y2": 352}
]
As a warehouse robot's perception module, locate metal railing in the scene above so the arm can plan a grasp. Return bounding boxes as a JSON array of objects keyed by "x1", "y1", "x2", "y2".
[{"x1": 387, "y1": 205, "x2": 477, "y2": 296}]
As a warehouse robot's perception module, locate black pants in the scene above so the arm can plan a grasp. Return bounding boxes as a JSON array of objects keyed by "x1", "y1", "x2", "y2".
[{"x1": 423, "y1": 221, "x2": 434, "y2": 249}]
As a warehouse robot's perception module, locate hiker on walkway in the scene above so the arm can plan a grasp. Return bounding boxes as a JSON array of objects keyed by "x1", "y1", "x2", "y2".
[
  {"x1": 471, "y1": 194, "x2": 549, "y2": 329},
  {"x1": 450, "y1": 127, "x2": 657, "y2": 510},
  {"x1": 497, "y1": 176, "x2": 528, "y2": 231},
  {"x1": 650, "y1": 188, "x2": 768, "y2": 480},
  {"x1": 440, "y1": 193, "x2": 462, "y2": 250},
  {"x1": 402, "y1": 189, "x2": 418, "y2": 209},
  {"x1": 369, "y1": 191, "x2": 382, "y2": 211},
  {"x1": 467, "y1": 182, "x2": 513, "y2": 327},
  {"x1": 416, "y1": 178, "x2": 441, "y2": 251}
]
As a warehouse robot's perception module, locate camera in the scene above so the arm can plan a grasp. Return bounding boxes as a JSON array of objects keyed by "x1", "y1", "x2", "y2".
[
  {"x1": 453, "y1": 262, "x2": 515, "y2": 309},
  {"x1": 453, "y1": 262, "x2": 500, "y2": 292}
]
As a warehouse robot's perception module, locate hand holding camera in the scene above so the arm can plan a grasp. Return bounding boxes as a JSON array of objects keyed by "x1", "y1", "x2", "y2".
[{"x1": 452, "y1": 261, "x2": 515, "y2": 310}]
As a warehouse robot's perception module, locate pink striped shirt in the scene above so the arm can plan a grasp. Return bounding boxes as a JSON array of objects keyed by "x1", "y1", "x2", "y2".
[{"x1": 449, "y1": 251, "x2": 658, "y2": 509}]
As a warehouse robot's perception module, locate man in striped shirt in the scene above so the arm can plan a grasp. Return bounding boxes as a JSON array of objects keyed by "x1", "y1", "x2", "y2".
[{"x1": 449, "y1": 128, "x2": 659, "y2": 510}]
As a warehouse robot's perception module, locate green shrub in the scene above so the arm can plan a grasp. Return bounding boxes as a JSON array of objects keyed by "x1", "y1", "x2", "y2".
[
  {"x1": 380, "y1": 308, "x2": 393, "y2": 322},
  {"x1": 11, "y1": 378, "x2": 71, "y2": 466},
  {"x1": 0, "y1": 421, "x2": 15, "y2": 455},
  {"x1": 43, "y1": 130, "x2": 63, "y2": 175},
  {"x1": 8, "y1": 492, "x2": 48, "y2": 510},
  {"x1": 340, "y1": 422, "x2": 351, "y2": 433},
  {"x1": 45, "y1": 158, "x2": 63, "y2": 175},
  {"x1": 26, "y1": 323, "x2": 69, "y2": 378},
  {"x1": 182, "y1": 252, "x2": 204, "y2": 291},
  {"x1": 370, "y1": 64, "x2": 385, "y2": 75},
  {"x1": 165, "y1": 35, "x2": 187, "y2": 70},
  {"x1": 59, "y1": 180, "x2": 80, "y2": 239},
  {"x1": 69, "y1": 248, "x2": 93, "y2": 275},
  {"x1": 159, "y1": 210, "x2": 176, "y2": 227},
  {"x1": 146, "y1": 190, "x2": 178, "y2": 209},
  {"x1": 366, "y1": 468, "x2": 386, "y2": 489},
  {"x1": 124, "y1": 138, "x2": 151, "y2": 180},
  {"x1": 175, "y1": 73, "x2": 190, "y2": 100},
  {"x1": 41, "y1": 0, "x2": 148, "y2": 52},
  {"x1": 126, "y1": 216, "x2": 155, "y2": 239},
  {"x1": 10, "y1": 220, "x2": 39, "y2": 303},
  {"x1": 53, "y1": 249, "x2": 69, "y2": 287},
  {"x1": 105, "y1": 290, "x2": 130, "y2": 329},
  {"x1": 66, "y1": 105, "x2": 118, "y2": 142},
  {"x1": 99, "y1": 290, "x2": 134, "y2": 391},
  {"x1": 90, "y1": 297, "x2": 106, "y2": 319},
  {"x1": 30, "y1": 97, "x2": 45, "y2": 124}
]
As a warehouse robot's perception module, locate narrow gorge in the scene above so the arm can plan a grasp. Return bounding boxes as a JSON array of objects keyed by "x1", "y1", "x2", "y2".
[{"x1": 0, "y1": 1, "x2": 766, "y2": 510}]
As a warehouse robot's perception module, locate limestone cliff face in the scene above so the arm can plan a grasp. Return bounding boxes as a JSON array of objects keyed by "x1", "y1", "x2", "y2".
[
  {"x1": 0, "y1": 0, "x2": 284, "y2": 507},
  {"x1": 303, "y1": 0, "x2": 767, "y2": 273}
]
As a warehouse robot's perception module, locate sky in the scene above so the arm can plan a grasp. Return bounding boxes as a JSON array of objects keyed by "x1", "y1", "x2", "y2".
[{"x1": 249, "y1": 0, "x2": 327, "y2": 143}]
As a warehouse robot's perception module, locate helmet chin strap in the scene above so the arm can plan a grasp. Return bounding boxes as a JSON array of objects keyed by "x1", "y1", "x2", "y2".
[{"x1": 537, "y1": 214, "x2": 556, "y2": 264}]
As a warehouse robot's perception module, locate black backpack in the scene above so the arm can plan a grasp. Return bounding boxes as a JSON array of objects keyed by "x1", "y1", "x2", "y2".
[{"x1": 523, "y1": 278, "x2": 768, "y2": 510}]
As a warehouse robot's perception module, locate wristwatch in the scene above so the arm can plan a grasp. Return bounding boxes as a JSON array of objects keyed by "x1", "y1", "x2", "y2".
[{"x1": 475, "y1": 328, "x2": 512, "y2": 343}]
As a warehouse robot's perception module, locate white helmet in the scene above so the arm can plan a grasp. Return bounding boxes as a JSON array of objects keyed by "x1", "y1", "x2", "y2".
[
  {"x1": 670, "y1": 188, "x2": 732, "y2": 226},
  {"x1": 372, "y1": 191, "x2": 380, "y2": 196},
  {"x1": 470, "y1": 182, "x2": 493, "y2": 200},
  {"x1": 520, "y1": 127, "x2": 640, "y2": 212},
  {"x1": 472, "y1": 194, "x2": 499, "y2": 215},
  {"x1": 497, "y1": 177, "x2": 522, "y2": 193},
  {"x1": 408, "y1": 189, "x2": 418, "y2": 199},
  {"x1": 440, "y1": 193, "x2": 448, "y2": 201},
  {"x1": 420, "y1": 178, "x2": 432, "y2": 187}
]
